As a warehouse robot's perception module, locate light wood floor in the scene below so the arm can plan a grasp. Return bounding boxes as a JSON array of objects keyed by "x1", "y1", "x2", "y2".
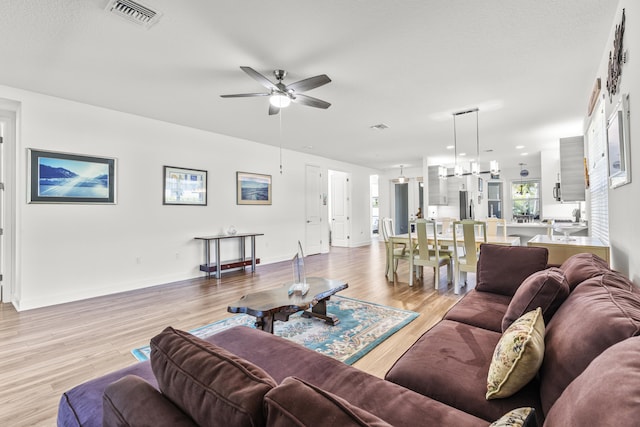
[{"x1": 0, "y1": 240, "x2": 465, "y2": 427}]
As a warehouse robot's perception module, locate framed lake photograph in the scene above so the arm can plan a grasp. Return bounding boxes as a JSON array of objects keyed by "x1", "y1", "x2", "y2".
[
  {"x1": 163, "y1": 166, "x2": 207, "y2": 205},
  {"x1": 28, "y1": 149, "x2": 116, "y2": 204},
  {"x1": 237, "y1": 172, "x2": 272, "y2": 205}
]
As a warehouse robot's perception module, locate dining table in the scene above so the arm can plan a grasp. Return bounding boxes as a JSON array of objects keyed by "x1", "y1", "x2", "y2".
[{"x1": 386, "y1": 232, "x2": 520, "y2": 281}]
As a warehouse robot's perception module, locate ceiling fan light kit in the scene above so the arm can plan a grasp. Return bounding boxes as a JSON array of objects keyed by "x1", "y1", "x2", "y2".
[{"x1": 221, "y1": 67, "x2": 331, "y2": 115}]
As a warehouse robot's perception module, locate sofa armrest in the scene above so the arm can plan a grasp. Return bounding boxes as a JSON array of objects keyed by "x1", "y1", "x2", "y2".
[
  {"x1": 103, "y1": 375, "x2": 197, "y2": 427},
  {"x1": 476, "y1": 244, "x2": 548, "y2": 296}
]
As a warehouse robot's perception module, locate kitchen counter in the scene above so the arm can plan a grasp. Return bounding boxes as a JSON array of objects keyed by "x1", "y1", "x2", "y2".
[{"x1": 527, "y1": 235, "x2": 610, "y2": 265}]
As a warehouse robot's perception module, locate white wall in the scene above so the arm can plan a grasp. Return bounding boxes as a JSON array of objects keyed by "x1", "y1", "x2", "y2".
[
  {"x1": 0, "y1": 86, "x2": 378, "y2": 310},
  {"x1": 593, "y1": 1, "x2": 640, "y2": 283}
]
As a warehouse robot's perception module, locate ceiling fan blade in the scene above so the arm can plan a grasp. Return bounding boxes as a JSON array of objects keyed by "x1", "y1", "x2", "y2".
[
  {"x1": 268, "y1": 103, "x2": 280, "y2": 115},
  {"x1": 292, "y1": 94, "x2": 331, "y2": 109},
  {"x1": 220, "y1": 93, "x2": 270, "y2": 98},
  {"x1": 286, "y1": 74, "x2": 331, "y2": 93},
  {"x1": 240, "y1": 66, "x2": 278, "y2": 91}
]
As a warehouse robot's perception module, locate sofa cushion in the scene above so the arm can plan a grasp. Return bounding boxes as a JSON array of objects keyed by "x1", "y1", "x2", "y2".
[
  {"x1": 385, "y1": 319, "x2": 542, "y2": 422},
  {"x1": 559, "y1": 252, "x2": 609, "y2": 290},
  {"x1": 444, "y1": 289, "x2": 512, "y2": 332},
  {"x1": 487, "y1": 308, "x2": 545, "y2": 400},
  {"x1": 501, "y1": 268, "x2": 569, "y2": 332},
  {"x1": 207, "y1": 326, "x2": 489, "y2": 427},
  {"x1": 264, "y1": 377, "x2": 392, "y2": 427},
  {"x1": 476, "y1": 245, "x2": 549, "y2": 296},
  {"x1": 544, "y1": 337, "x2": 640, "y2": 426},
  {"x1": 489, "y1": 407, "x2": 536, "y2": 427},
  {"x1": 57, "y1": 358, "x2": 157, "y2": 427},
  {"x1": 103, "y1": 375, "x2": 197, "y2": 427},
  {"x1": 150, "y1": 326, "x2": 277, "y2": 427},
  {"x1": 539, "y1": 273, "x2": 640, "y2": 414}
]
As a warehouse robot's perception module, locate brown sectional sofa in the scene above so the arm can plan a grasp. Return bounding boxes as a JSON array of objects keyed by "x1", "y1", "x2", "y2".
[{"x1": 57, "y1": 245, "x2": 640, "y2": 426}]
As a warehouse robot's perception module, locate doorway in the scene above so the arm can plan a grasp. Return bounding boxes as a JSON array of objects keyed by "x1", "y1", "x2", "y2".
[
  {"x1": 329, "y1": 170, "x2": 350, "y2": 247},
  {"x1": 394, "y1": 183, "x2": 409, "y2": 234},
  {"x1": 0, "y1": 105, "x2": 17, "y2": 305},
  {"x1": 304, "y1": 165, "x2": 323, "y2": 255}
]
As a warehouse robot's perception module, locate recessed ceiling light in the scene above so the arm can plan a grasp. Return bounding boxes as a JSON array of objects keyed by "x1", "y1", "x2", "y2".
[
  {"x1": 459, "y1": 153, "x2": 467, "y2": 156},
  {"x1": 303, "y1": 145, "x2": 313, "y2": 150},
  {"x1": 516, "y1": 145, "x2": 525, "y2": 149},
  {"x1": 521, "y1": 152, "x2": 529, "y2": 156},
  {"x1": 446, "y1": 145, "x2": 455, "y2": 150}
]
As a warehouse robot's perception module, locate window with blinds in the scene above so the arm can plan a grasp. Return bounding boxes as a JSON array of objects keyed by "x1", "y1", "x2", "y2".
[{"x1": 586, "y1": 96, "x2": 609, "y2": 245}]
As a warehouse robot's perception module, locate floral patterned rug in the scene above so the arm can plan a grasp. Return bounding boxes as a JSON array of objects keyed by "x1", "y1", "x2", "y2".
[{"x1": 131, "y1": 296, "x2": 419, "y2": 365}]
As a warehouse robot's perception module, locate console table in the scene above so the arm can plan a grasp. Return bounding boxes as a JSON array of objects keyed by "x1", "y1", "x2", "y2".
[{"x1": 194, "y1": 233, "x2": 264, "y2": 279}]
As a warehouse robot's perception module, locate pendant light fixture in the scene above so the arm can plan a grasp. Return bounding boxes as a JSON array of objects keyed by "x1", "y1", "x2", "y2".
[
  {"x1": 439, "y1": 107, "x2": 499, "y2": 179},
  {"x1": 397, "y1": 165, "x2": 408, "y2": 183},
  {"x1": 453, "y1": 113, "x2": 463, "y2": 177},
  {"x1": 471, "y1": 108, "x2": 480, "y2": 176}
]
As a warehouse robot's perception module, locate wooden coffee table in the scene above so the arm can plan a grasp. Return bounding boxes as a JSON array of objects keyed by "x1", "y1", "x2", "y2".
[{"x1": 227, "y1": 277, "x2": 348, "y2": 333}]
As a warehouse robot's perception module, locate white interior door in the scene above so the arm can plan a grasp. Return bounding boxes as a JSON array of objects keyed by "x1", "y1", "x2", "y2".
[
  {"x1": 305, "y1": 165, "x2": 322, "y2": 255},
  {"x1": 330, "y1": 171, "x2": 350, "y2": 247}
]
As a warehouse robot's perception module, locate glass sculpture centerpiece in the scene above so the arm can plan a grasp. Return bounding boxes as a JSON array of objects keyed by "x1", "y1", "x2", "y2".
[{"x1": 288, "y1": 241, "x2": 309, "y2": 296}]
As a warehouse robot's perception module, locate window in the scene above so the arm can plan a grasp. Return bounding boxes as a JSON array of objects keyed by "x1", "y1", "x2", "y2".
[{"x1": 511, "y1": 180, "x2": 540, "y2": 221}]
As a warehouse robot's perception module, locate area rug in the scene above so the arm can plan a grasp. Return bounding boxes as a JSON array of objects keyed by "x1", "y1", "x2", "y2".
[{"x1": 131, "y1": 295, "x2": 419, "y2": 365}]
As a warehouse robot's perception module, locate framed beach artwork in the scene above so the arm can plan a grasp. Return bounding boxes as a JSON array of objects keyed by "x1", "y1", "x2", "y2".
[
  {"x1": 236, "y1": 172, "x2": 272, "y2": 205},
  {"x1": 28, "y1": 149, "x2": 116, "y2": 204},
  {"x1": 607, "y1": 93, "x2": 631, "y2": 189},
  {"x1": 163, "y1": 166, "x2": 207, "y2": 205}
]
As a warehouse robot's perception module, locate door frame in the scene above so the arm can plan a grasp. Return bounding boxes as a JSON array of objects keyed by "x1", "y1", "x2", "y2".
[
  {"x1": 0, "y1": 101, "x2": 18, "y2": 305},
  {"x1": 329, "y1": 170, "x2": 351, "y2": 248}
]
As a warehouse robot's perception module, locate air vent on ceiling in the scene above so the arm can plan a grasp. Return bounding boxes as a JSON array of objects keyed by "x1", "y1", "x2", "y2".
[
  {"x1": 370, "y1": 123, "x2": 389, "y2": 130},
  {"x1": 105, "y1": 0, "x2": 162, "y2": 29}
]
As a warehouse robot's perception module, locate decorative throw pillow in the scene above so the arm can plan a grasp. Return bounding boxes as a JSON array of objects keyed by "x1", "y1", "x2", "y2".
[
  {"x1": 486, "y1": 308, "x2": 545, "y2": 400},
  {"x1": 150, "y1": 327, "x2": 277, "y2": 427},
  {"x1": 502, "y1": 268, "x2": 569, "y2": 332},
  {"x1": 264, "y1": 377, "x2": 393, "y2": 427},
  {"x1": 489, "y1": 407, "x2": 537, "y2": 427}
]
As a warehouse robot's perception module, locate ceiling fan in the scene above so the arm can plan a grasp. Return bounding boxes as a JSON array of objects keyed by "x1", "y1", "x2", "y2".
[{"x1": 220, "y1": 66, "x2": 331, "y2": 115}]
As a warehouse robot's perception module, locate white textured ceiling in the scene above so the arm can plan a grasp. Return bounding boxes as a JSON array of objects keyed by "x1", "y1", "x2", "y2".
[{"x1": 0, "y1": 0, "x2": 618, "y2": 172}]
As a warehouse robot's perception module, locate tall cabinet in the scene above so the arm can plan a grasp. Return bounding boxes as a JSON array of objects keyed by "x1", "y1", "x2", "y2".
[
  {"x1": 559, "y1": 136, "x2": 586, "y2": 202},
  {"x1": 487, "y1": 181, "x2": 503, "y2": 218},
  {"x1": 427, "y1": 166, "x2": 447, "y2": 205}
]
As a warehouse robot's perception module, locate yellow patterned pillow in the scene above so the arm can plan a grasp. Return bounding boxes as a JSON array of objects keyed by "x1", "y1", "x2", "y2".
[
  {"x1": 486, "y1": 308, "x2": 545, "y2": 399},
  {"x1": 490, "y1": 407, "x2": 536, "y2": 427}
]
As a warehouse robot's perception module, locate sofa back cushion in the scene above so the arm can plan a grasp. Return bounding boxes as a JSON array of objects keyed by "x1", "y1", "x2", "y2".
[
  {"x1": 103, "y1": 375, "x2": 198, "y2": 427},
  {"x1": 476, "y1": 245, "x2": 548, "y2": 296},
  {"x1": 544, "y1": 337, "x2": 640, "y2": 426},
  {"x1": 264, "y1": 377, "x2": 392, "y2": 427},
  {"x1": 150, "y1": 327, "x2": 277, "y2": 427},
  {"x1": 559, "y1": 252, "x2": 609, "y2": 290},
  {"x1": 538, "y1": 272, "x2": 640, "y2": 415},
  {"x1": 501, "y1": 268, "x2": 569, "y2": 332}
]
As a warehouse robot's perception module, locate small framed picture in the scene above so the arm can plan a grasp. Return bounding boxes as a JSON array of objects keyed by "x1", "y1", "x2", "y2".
[
  {"x1": 163, "y1": 166, "x2": 207, "y2": 205},
  {"x1": 28, "y1": 149, "x2": 116, "y2": 204},
  {"x1": 237, "y1": 172, "x2": 272, "y2": 205}
]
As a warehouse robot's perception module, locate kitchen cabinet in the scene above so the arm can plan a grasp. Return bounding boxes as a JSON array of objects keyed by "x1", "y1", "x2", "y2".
[
  {"x1": 487, "y1": 181, "x2": 503, "y2": 218},
  {"x1": 427, "y1": 165, "x2": 447, "y2": 205},
  {"x1": 559, "y1": 136, "x2": 586, "y2": 202}
]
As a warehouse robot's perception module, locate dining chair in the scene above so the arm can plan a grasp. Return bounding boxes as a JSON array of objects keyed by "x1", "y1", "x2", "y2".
[
  {"x1": 452, "y1": 220, "x2": 487, "y2": 294},
  {"x1": 381, "y1": 217, "x2": 409, "y2": 280},
  {"x1": 409, "y1": 219, "x2": 452, "y2": 288},
  {"x1": 485, "y1": 217, "x2": 507, "y2": 238}
]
